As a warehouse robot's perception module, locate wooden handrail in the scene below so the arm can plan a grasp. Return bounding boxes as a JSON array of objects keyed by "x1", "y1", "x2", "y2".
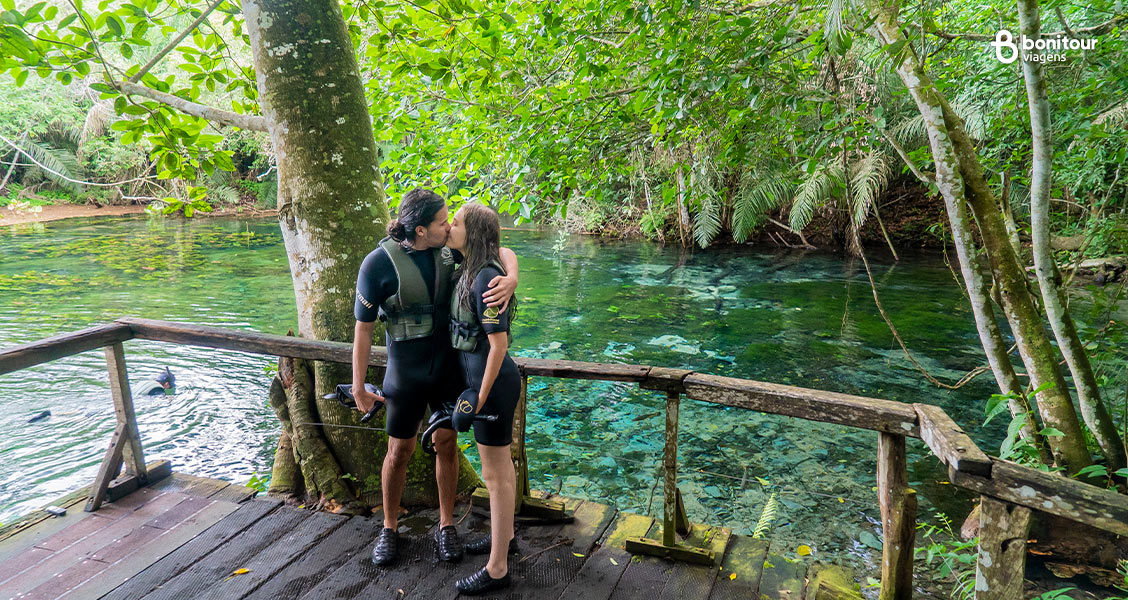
[
  {"x1": 0, "y1": 323, "x2": 132, "y2": 376},
  {"x1": 5, "y1": 319, "x2": 1128, "y2": 600}
]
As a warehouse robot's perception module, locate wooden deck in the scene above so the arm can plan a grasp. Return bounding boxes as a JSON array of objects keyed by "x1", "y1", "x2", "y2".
[{"x1": 0, "y1": 473, "x2": 862, "y2": 600}]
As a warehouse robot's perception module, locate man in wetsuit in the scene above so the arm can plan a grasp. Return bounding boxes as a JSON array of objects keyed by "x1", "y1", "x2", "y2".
[{"x1": 351, "y1": 188, "x2": 518, "y2": 567}]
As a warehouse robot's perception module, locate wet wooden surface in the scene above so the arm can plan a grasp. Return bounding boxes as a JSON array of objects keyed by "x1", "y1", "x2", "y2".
[{"x1": 0, "y1": 473, "x2": 862, "y2": 599}]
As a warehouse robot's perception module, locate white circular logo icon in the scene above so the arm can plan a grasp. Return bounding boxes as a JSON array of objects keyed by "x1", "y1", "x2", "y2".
[{"x1": 993, "y1": 30, "x2": 1019, "y2": 64}]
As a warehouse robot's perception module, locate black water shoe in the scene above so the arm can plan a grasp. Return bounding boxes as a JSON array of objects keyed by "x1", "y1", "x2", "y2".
[
  {"x1": 372, "y1": 527, "x2": 399, "y2": 566},
  {"x1": 455, "y1": 566, "x2": 511, "y2": 595},
  {"x1": 465, "y1": 534, "x2": 519, "y2": 555},
  {"x1": 436, "y1": 525, "x2": 464, "y2": 562}
]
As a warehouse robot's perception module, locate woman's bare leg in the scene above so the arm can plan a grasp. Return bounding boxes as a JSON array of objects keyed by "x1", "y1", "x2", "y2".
[{"x1": 478, "y1": 443, "x2": 515, "y2": 578}]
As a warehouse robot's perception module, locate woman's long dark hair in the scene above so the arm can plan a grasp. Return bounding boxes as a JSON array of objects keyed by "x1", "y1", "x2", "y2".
[
  {"x1": 387, "y1": 188, "x2": 445, "y2": 246},
  {"x1": 456, "y1": 203, "x2": 517, "y2": 324}
]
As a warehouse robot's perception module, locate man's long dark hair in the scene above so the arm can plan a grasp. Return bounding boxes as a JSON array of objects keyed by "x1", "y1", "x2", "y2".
[
  {"x1": 456, "y1": 203, "x2": 517, "y2": 324},
  {"x1": 387, "y1": 188, "x2": 445, "y2": 246}
]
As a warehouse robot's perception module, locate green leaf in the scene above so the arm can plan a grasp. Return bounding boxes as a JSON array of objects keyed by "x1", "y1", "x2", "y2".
[
  {"x1": 1039, "y1": 427, "x2": 1065, "y2": 438},
  {"x1": 1115, "y1": 468, "x2": 1128, "y2": 478},
  {"x1": 1074, "y1": 464, "x2": 1108, "y2": 479}
]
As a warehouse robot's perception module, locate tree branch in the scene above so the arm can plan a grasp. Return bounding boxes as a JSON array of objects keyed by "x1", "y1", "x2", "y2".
[
  {"x1": 928, "y1": 13, "x2": 1127, "y2": 41},
  {"x1": 119, "y1": 82, "x2": 268, "y2": 131},
  {"x1": 129, "y1": 0, "x2": 227, "y2": 83}
]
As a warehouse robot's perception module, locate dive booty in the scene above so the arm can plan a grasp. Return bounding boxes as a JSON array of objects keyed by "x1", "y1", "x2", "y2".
[
  {"x1": 455, "y1": 566, "x2": 511, "y2": 595},
  {"x1": 372, "y1": 528, "x2": 399, "y2": 566},
  {"x1": 435, "y1": 525, "x2": 464, "y2": 562},
  {"x1": 465, "y1": 534, "x2": 518, "y2": 555}
]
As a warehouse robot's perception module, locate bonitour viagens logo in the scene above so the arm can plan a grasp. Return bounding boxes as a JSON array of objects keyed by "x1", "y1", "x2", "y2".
[{"x1": 992, "y1": 29, "x2": 1096, "y2": 64}]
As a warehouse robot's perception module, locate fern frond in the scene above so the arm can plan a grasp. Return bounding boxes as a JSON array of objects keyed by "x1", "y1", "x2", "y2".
[
  {"x1": 951, "y1": 100, "x2": 988, "y2": 141},
  {"x1": 850, "y1": 152, "x2": 890, "y2": 227},
  {"x1": 733, "y1": 171, "x2": 793, "y2": 243},
  {"x1": 752, "y1": 492, "x2": 778, "y2": 539},
  {"x1": 789, "y1": 164, "x2": 844, "y2": 231},
  {"x1": 21, "y1": 141, "x2": 81, "y2": 193},
  {"x1": 824, "y1": 0, "x2": 847, "y2": 49}
]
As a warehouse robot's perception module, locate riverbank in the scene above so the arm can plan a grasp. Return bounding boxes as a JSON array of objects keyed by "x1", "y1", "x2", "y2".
[{"x1": 0, "y1": 204, "x2": 278, "y2": 227}]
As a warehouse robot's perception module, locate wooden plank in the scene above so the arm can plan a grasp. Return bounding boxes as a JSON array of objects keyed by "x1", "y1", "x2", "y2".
[
  {"x1": 706, "y1": 535, "x2": 770, "y2": 600},
  {"x1": 610, "y1": 520, "x2": 674, "y2": 600},
  {"x1": 117, "y1": 317, "x2": 388, "y2": 366},
  {"x1": 0, "y1": 322, "x2": 132, "y2": 376},
  {"x1": 516, "y1": 357, "x2": 651, "y2": 382},
  {"x1": 103, "y1": 460, "x2": 174, "y2": 505},
  {"x1": 973, "y1": 496, "x2": 1031, "y2": 600},
  {"x1": 663, "y1": 391, "x2": 680, "y2": 547},
  {"x1": 295, "y1": 509, "x2": 437, "y2": 600},
  {"x1": 0, "y1": 490, "x2": 189, "y2": 595},
  {"x1": 640, "y1": 367, "x2": 694, "y2": 393},
  {"x1": 54, "y1": 498, "x2": 239, "y2": 600},
  {"x1": 106, "y1": 341, "x2": 147, "y2": 481},
  {"x1": 193, "y1": 511, "x2": 347, "y2": 599},
  {"x1": 242, "y1": 516, "x2": 384, "y2": 600},
  {"x1": 354, "y1": 511, "x2": 446, "y2": 599},
  {"x1": 949, "y1": 458, "x2": 1128, "y2": 537},
  {"x1": 137, "y1": 504, "x2": 312, "y2": 600},
  {"x1": 556, "y1": 512, "x2": 654, "y2": 600},
  {"x1": 19, "y1": 496, "x2": 224, "y2": 600},
  {"x1": 86, "y1": 422, "x2": 128, "y2": 512},
  {"x1": 758, "y1": 551, "x2": 806, "y2": 599},
  {"x1": 877, "y1": 433, "x2": 915, "y2": 600},
  {"x1": 805, "y1": 563, "x2": 864, "y2": 599},
  {"x1": 209, "y1": 482, "x2": 258, "y2": 503},
  {"x1": 148, "y1": 471, "x2": 231, "y2": 497},
  {"x1": 683, "y1": 373, "x2": 920, "y2": 436},
  {"x1": 914, "y1": 403, "x2": 992, "y2": 477},
  {"x1": 513, "y1": 375, "x2": 530, "y2": 512},
  {"x1": 521, "y1": 498, "x2": 619, "y2": 600},
  {"x1": 658, "y1": 524, "x2": 732, "y2": 600},
  {"x1": 100, "y1": 497, "x2": 283, "y2": 600}
]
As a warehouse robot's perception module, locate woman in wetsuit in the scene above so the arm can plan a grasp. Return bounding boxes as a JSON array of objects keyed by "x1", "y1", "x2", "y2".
[{"x1": 445, "y1": 203, "x2": 521, "y2": 595}]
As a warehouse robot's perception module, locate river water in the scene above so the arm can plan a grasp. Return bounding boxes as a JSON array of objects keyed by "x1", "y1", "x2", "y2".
[{"x1": 0, "y1": 215, "x2": 1043, "y2": 590}]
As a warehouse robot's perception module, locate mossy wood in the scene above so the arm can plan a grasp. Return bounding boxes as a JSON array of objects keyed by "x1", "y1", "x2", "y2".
[
  {"x1": 0, "y1": 322, "x2": 132, "y2": 376},
  {"x1": 877, "y1": 432, "x2": 915, "y2": 600},
  {"x1": 974, "y1": 496, "x2": 1032, "y2": 600},
  {"x1": 914, "y1": 403, "x2": 992, "y2": 477}
]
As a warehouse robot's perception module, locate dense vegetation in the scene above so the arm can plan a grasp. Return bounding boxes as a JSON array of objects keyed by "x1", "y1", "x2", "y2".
[{"x1": 2, "y1": 0, "x2": 1126, "y2": 255}]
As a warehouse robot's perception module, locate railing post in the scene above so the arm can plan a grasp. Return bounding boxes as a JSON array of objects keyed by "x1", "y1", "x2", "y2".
[
  {"x1": 87, "y1": 342, "x2": 147, "y2": 512},
  {"x1": 511, "y1": 374, "x2": 530, "y2": 514},
  {"x1": 662, "y1": 390, "x2": 680, "y2": 547},
  {"x1": 974, "y1": 496, "x2": 1031, "y2": 600},
  {"x1": 877, "y1": 432, "x2": 916, "y2": 600}
]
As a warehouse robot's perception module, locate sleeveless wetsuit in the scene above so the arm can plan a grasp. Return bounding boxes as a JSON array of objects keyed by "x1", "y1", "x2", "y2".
[
  {"x1": 355, "y1": 245, "x2": 464, "y2": 439},
  {"x1": 456, "y1": 265, "x2": 520, "y2": 446}
]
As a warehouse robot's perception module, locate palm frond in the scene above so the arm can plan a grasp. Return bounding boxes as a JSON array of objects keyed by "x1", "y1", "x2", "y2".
[
  {"x1": 850, "y1": 152, "x2": 890, "y2": 227},
  {"x1": 1095, "y1": 101, "x2": 1128, "y2": 126},
  {"x1": 80, "y1": 101, "x2": 115, "y2": 147},
  {"x1": 21, "y1": 141, "x2": 81, "y2": 193},
  {"x1": 951, "y1": 100, "x2": 988, "y2": 141},
  {"x1": 207, "y1": 183, "x2": 240, "y2": 205},
  {"x1": 824, "y1": 0, "x2": 848, "y2": 49},
  {"x1": 892, "y1": 114, "x2": 926, "y2": 144},
  {"x1": 732, "y1": 171, "x2": 794, "y2": 243},
  {"x1": 691, "y1": 167, "x2": 722, "y2": 248},
  {"x1": 789, "y1": 163, "x2": 844, "y2": 231}
]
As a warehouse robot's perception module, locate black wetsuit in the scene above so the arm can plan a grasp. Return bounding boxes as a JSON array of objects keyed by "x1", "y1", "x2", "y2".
[
  {"x1": 354, "y1": 245, "x2": 464, "y2": 439},
  {"x1": 457, "y1": 266, "x2": 521, "y2": 446}
]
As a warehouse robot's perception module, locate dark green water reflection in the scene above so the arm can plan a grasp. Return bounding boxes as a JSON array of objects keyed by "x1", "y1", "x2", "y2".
[{"x1": 2, "y1": 216, "x2": 1023, "y2": 588}]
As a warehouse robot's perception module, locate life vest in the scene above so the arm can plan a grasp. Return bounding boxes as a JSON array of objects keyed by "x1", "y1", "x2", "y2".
[
  {"x1": 378, "y1": 237, "x2": 455, "y2": 342},
  {"x1": 449, "y1": 260, "x2": 508, "y2": 352}
]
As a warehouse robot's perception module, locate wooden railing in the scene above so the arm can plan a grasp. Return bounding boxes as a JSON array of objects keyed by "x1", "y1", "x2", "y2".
[{"x1": 3, "y1": 318, "x2": 1127, "y2": 600}]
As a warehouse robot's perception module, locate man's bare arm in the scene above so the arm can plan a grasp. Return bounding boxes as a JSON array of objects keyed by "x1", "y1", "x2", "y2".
[
  {"x1": 483, "y1": 247, "x2": 519, "y2": 311},
  {"x1": 352, "y1": 320, "x2": 383, "y2": 412}
]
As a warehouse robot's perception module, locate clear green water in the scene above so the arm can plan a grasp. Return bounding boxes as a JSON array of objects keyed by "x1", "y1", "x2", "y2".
[{"x1": 1, "y1": 216, "x2": 1017, "y2": 587}]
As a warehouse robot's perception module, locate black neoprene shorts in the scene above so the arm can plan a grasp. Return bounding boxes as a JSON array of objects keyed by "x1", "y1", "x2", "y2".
[
  {"x1": 468, "y1": 370, "x2": 521, "y2": 447},
  {"x1": 382, "y1": 357, "x2": 464, "y2": 440}
]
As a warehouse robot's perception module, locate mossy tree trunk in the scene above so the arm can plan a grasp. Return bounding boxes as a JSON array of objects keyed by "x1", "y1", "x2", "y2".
[
  {"x1": 242, "y1": 0, "x2": 480, "y2": 510},
  {"x1": 1017, "y1": 0, "x2": 1125, "y2": 469},
  {"x1": 861, "y1": 0, "x2": 1095, "y2": 472}
]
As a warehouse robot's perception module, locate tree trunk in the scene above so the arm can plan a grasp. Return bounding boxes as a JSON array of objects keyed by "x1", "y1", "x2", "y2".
[
  {"x1": 242, "y1": 0, "x2": 480, "y2": 509},
  {"x1": 862, "y1": 0, "x2": 1091, "y2": 471},
  {"x1": 1017, "y1": 0, "x2": 1125, "y2": 469}
]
